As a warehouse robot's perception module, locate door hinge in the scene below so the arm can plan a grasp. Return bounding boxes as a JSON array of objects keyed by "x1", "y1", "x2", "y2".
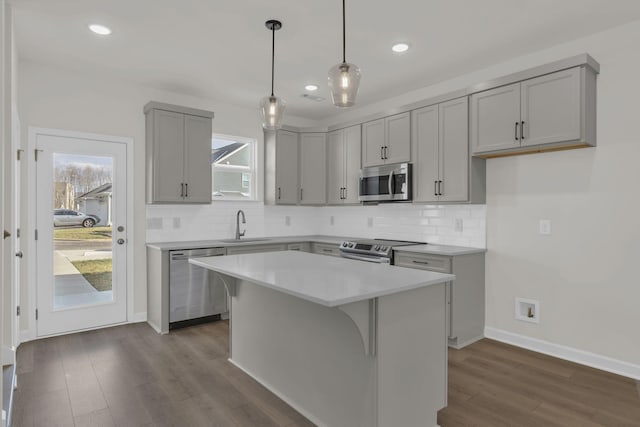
[
  {"x1": 17, "y1": 149, "x2": 24, "y2": 161},
  {"x1": 35, "y1": 309, "x2": 38, "y2": 320},
  {"x1": 16, "y1": 306, "x2": 20, "y2": 316},
  {"x1": 16, "y1": 228, "x2": 20, "y2": 238},
  {"x1": 35, "y1": 149, "x2": 43, "y2": 161},
  {"x1": 35, "y1": 229, "x2": 38, "y2": 240}
]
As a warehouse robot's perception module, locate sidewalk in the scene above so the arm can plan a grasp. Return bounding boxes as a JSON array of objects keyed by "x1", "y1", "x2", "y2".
[{"x1": 53, "y1": 251, "x2": 113, "y2": 307}]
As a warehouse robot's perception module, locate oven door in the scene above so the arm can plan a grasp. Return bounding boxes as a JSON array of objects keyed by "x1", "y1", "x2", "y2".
[
  {"x1": 359, "y1": 163, "x2": 411, "y2": 202},
  {"x1": 340, "y1": 252, "x2": 391, "y2": 264}
]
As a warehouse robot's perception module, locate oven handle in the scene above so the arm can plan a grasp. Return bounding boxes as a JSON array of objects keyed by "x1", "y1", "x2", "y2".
[{"x1": 340, "y1": 252, "x2": 391, "y2": 264}]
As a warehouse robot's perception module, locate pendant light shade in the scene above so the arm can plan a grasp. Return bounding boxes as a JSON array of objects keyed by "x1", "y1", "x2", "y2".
[
  {"x1": 260, "y1": 20, "x2": 286, "y2": 130},
  {"x1": 328, "y1": 0, "x2": 361, "y2": 108}
]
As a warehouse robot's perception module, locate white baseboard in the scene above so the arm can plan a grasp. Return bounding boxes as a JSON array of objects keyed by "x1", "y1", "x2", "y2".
[
  {"x1": 228, "y1": 358, "x2": 327, "y2": 427},
  {"x1": 485, "y1": 327, "x2": 640, "y2": 380},
  {"x1": 129, "y1": 311, "x2": 147, "y2": 323}
]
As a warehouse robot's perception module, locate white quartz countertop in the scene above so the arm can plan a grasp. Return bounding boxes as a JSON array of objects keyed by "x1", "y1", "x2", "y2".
[
  {"x1": 146, "y1": 235, "x2": 348, "y2": 251},
  {"x1": 394, "y1": 244, "x2": 486, "y2": 256},
  {"x1": 189, "y1": 251, "x2": 455, "y2": 307}
]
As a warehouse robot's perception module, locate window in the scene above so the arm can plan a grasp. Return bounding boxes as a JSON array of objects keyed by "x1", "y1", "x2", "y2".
[{"x1": 211, "y1": 134, "x2": 257, "y2": 201}]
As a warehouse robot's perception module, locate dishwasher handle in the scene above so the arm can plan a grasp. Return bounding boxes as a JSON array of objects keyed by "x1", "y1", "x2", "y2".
[{"x1": 170, "y1": 248, "x2": 225, "y2": 261}]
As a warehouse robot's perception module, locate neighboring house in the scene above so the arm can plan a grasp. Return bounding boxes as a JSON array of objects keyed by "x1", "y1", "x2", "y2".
[
  {"x1": 54, "y1": 182, "x2": 75, "y2": 209},
  {"x1": 76, "y1": 183, "x2": 112, "y2": 226}
]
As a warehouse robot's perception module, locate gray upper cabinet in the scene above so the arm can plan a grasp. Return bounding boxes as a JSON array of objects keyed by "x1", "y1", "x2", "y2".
[
  {"x1": 327, "y1": 125, "x2": 361, "y2": 204},
  {"x1": 413, "y1": 97, "x2": 485, "y2": 203},
  {"x1": 275, "y1": 130, "x2": 299, "y2": 205},
  {"x1": 145, "y1": 102, "x2": 214, "y2": 204},
  {"x1": 299, "y1": 133, "x2": 327, "y2": 205},
  {"x1": 471, "y1": 66, "x2": 596, "y2": 157},
  {"x1": 362, "y1": 112, "x2": 410, "y2": 167}
]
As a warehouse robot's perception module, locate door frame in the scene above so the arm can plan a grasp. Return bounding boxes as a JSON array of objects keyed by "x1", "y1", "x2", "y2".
[{"x1": 25, "y1": 127, "x2": 134, "y2": 340}]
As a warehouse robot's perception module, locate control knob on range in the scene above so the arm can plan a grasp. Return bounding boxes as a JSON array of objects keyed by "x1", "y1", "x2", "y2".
[
  {"x1": 348, "y1": 243, "x2": 354, "y2": 248},
  {"x1": 342, "y1": 242, "x2": 348, "y2": 247}
]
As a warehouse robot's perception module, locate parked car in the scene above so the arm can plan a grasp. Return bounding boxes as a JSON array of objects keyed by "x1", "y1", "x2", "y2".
[{"x1": 53, "y1": 209, "x2": 100, "y2": 228}]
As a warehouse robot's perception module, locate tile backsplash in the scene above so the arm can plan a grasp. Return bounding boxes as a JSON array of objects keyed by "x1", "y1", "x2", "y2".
[{"x1": 146, "y1": 202, "x2": 486, "y2": 248}]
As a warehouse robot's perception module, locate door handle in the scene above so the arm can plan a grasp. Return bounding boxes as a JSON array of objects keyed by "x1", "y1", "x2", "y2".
[
  {"x1": 380, "y1": 146, "x2": 384, "y2": 160},
  {"x1": 343, "y1": 187, "x2": 347, "y2": 200},
  {"x1": 438, "y1": 180, "x2": 443, "y2": 196},
  {"x1": 184, "y1": 183, "x2": 188, "y2": 197},
  {"x1": 300, "y1": 188, "x2": 303, "y2": 201},
  {"x1": 434, "y1": 181, "x2": 438, "y2": 197},
  {"x1": 15, "y1": 251, "x2": 23, "y2": 258},
  {"x1": 520, "y1": 121, "x2": 525, "y2": 140},
  {"x1": 340, "y1": 187, "x2": 344, "y2": 199},
  {"x1": 117, "y1": 238, "x2": 125, "y2": 245},
  {"x1": 384, "y1": 146, "x2": 388, "y2": 160},
  {"x1": 278, "y1": 187, "x2": 281, "y2": 200},
  {"x1": 515, "y1": 122, "x2": 519, "y2": 141},
  {"x1": 180, "y1": 183, "x2": 185, "y2": 197}
]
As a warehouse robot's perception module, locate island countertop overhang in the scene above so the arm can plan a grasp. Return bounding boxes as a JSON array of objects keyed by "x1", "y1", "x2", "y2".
[{"x1": 189, "y1": 251, "x2": 455, "y2": 307}]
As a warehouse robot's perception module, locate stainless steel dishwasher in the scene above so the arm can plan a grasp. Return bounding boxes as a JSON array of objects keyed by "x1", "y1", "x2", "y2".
[{"x1": 169, "y1": 247, "x2": 227, "y2": 329}]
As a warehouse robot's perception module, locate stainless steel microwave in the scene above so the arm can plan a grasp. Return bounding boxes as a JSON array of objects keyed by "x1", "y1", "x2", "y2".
[{"x1": 358, "y1": 163, "x2": 412, "y2": 202}]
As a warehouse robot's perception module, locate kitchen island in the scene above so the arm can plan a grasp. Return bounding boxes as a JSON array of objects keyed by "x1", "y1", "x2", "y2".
[{"x1": 190, "y1": 251, "x2": 455, "y2": 427}]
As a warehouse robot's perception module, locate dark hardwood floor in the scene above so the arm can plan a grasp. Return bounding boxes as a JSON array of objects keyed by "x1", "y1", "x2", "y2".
[{"x1": 12, "y1": 321, "x2": 640, "y2": 427}]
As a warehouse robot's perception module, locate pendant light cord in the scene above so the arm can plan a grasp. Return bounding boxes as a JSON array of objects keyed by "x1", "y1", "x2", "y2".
[
  {"x1": 271, "y1": 25, "x2": 275, "y2": 97},
  {"x1": 342, "y1": 0, "x2": 346, "y2": 64}
]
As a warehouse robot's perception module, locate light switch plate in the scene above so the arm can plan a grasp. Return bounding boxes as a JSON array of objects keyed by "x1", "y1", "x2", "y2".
[{"x1": 539, "y1": 219, "x2": 551, "y2": 235}]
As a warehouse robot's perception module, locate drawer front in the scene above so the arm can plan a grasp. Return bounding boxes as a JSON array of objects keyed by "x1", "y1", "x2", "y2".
[
  {"x1": 226, "y1": 244, "x2": 287, "y2": 255},
  {"x1": 311, "y1": 243, "x2": 341, "y2": 257},
  {"x1": 288, "y1": 242, "x2": 311, "y2": 252},
  {"x1": 394, "y1": 253, "x2": 452, "y2": 273}
]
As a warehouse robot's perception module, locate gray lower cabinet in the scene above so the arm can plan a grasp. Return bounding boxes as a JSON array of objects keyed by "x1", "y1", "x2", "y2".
[
  {"x1": 394, "y1": 251, "x2": 485, "y2": 348},
  {"x1": 144, "y1": 102, "x2": 214, "y2": 204},
  {"x1": 470, "y1": 65, "x2": 597, "y2": 157},
  {"x1": 327, "y1": 125, "x2": 361, "y2": 204},
  {"x1": 362, "y1": 112, "x2": 411, "y2": 167},
  {"x1": 226, "y1": 244, "x2": 287, "y2": 255},
  {"x1": 412, "y1": 97, "x2": 486, "y2": 203},
  {"x1": 299, "y1": 133, "x2": 327, "y2": 205},
  {"x1": 311, "y1": 242, "x2": 341, "y2": 257}
]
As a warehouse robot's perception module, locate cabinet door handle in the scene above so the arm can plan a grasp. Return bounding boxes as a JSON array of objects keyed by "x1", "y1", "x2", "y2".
[
  {"x1": 278, "y1": 187, "x2": 281, "y2": 200},
  {"x1": 380, "y1": 146, "x2": 384, "y2": 160},
  {"x1": 412, "y1": 260, "x2": 430, "y2": 265},
  {"x1": 340, "y1": 187, "x2": 344, "y2": 199},
  {"x1": 184, "y1": 183, "x2": 188, "y2": 197},
  {"x1": 384, "y1": 146, "x2": 389, "y2": 159},
  {"x1": 438, "y1": 180, "x2": 443, "y2": 196},
  {"x1": 434, "y1": 180, "x2": 438, "y2": 196},
  {"x1": 343, "y1": 187, "x2": 347, "y2": 200},
  {"x1": 515, "y1": 122, "x2": 519, "y2": 141},
  {"x1": 521, "y1": 121, "x2": 525, "y2": 140},
  {"x1": 180, "y1": 183, "x2": 184, "y2": 197},
  {"x1": 300, "y1": 188, "x2": 303, "y2": 201}
]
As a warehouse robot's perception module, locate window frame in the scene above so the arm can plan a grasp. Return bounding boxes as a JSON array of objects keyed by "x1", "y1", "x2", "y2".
[{"x1": 211, "y1": 133, "x2": 258, "y2": 202}]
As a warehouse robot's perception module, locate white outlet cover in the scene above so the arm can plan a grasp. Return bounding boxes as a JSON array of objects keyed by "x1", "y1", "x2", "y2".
[{"x1": 539, "y1": 219, "x2": 551, "y2": 235}]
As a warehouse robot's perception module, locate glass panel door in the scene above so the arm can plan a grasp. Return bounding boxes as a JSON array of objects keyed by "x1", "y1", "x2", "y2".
[{"x1": 36, "y1": 132, "x2": 127, "y2": 336}]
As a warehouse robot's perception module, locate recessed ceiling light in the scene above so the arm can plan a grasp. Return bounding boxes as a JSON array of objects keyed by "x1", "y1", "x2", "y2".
[
  {"x1": 88, "y1": 24, "x2": 112, "y2": 36},
  {"x1": 392, "y1": 43, "x2": 409, "y2": 53},
  {"x1": 305, "y1": 84, "x2": 319, "y2": 91}
]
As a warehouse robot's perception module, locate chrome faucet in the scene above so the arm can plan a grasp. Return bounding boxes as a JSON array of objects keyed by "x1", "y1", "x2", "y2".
[{"x1": 235, "y1": 210, "x2": 246, "y2": 240}]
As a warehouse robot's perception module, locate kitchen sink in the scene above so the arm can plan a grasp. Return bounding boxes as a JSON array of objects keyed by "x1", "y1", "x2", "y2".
[{"x1": 217, "y1": 238, "x2": 272, "y2": 243}]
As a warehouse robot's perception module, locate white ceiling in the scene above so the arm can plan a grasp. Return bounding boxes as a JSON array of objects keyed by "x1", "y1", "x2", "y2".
[{"x1": 12, "y1": 0, "x2": 640, "y2": 121}]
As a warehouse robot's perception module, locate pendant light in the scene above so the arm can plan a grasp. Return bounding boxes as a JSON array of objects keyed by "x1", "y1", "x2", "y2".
[
  {"x1": 328, "y1": 0, "x2": 361, "y2": 108},
  {"x1": 260, "y1": 20, "x2": 285, "y2": 130}
]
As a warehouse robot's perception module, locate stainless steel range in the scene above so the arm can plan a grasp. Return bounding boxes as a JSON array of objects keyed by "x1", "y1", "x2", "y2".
[{"x1": 339, "y1": 238, "x2": 425, "y2": 264}]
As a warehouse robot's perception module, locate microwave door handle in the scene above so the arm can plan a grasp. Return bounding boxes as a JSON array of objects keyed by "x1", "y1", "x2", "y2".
[{"x1": 388, "y1": 170, "x2": 394, "y2": 196}]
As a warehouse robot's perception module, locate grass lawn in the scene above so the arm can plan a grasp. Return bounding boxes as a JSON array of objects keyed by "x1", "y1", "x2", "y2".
[
  {"x1": 71, "y1": 259, "x2": 112, "y2": 292},
  {"x1": 54, "y1": 226, "x2": 112, "y2": 240}
]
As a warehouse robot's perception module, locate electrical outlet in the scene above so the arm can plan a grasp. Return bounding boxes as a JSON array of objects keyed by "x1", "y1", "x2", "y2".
[
  {"x1": 367, "y1": 217, "x2": 373, "y2": 227},
  {"x1": 285, "y1": 216, "x2": 291, "y2": 226},
  {"x1": 455, "y1": 218, "x2": 463, "y2": 232},
  {"x1": 539, "y1": 219, "x2": 551, "y2": 235},
  {"x1": 173, "y1": 217, "x2": 181, "y2": 229}
]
